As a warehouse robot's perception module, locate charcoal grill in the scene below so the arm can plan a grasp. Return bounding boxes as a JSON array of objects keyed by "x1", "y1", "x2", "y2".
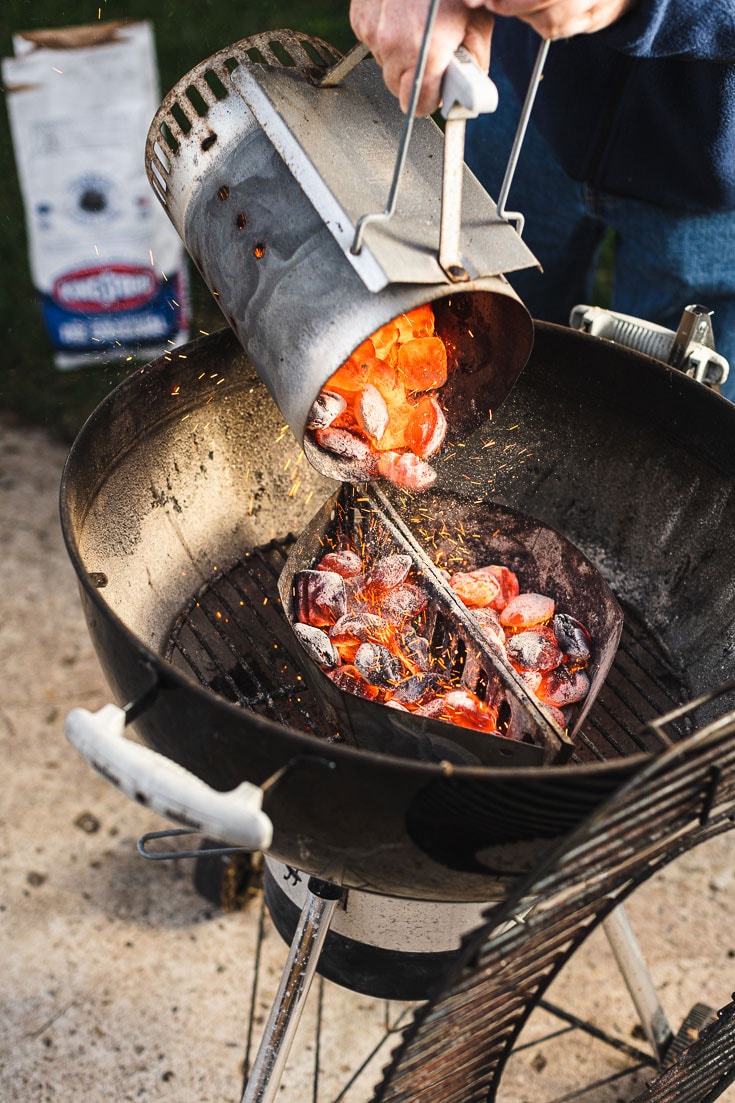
[
  {"x1": 61, "y1": 316, "x2": 735, "y2": 894},
  {"x1": 60, "y1": 321, "x2": 735, "y2": 1101},
  {"x1": 60, "y1": 15, "x2": 735, "y2": 1101}
]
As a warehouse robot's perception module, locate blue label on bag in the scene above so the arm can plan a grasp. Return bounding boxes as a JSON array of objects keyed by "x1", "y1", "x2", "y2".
[{"x1": 39, "y1": 265, "x2": 187, "y2": 353}]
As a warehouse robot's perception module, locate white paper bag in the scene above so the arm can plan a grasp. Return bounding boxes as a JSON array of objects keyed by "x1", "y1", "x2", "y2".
[{"x1": 3, "y1": 20, "x2": 189, "y2": 369}]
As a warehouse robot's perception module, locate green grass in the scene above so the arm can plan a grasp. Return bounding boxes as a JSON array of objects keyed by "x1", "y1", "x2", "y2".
[{"x1": 0, "y1": 1, "x2": 353, "y2": 439}]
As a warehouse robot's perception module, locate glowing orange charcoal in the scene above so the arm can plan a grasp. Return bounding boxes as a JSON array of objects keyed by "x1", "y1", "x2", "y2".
[
  {"x1": 449, "y1": 570, "x2": 502, "y2": 608},
  {"x1": 420, "y1": 688, "x2": 499, "y2": 733},
  {"x1": 376, "y1": 450, "x2": 437, "y2": 491},
  {"x1": 381, "y1": 582, "x2": 429, "y2": 622},
  {"x1": 404, "y1": 394, "x2": 447, "y2": 459},
  {"x1": 366, "y1": 553, "x2": 413, "y2": 593},
  {"x1": 327, "y1": 357, "x2": 371, "y2": 399},
  {"x1": 500, "y1": 592, "x2": 555, "y2": 630},
  {"x1": 329, "y1": 611, "x2": 387, "y2": 662},
  {"x1": 405, "y1": 303, "x2": 436, "y2": 338},
  {"x1": 327, "y1": 664, "x2": 381, "y2": 700},
  {"x1": 317, "y1": 548, "x2": 363, "y2": 578},
  {"x1": 294, "y1": 569, "x2": 347, "y2": 628},
  {"x1": 354, "y1": 641, "x2": 404, "y2": 688},
  {"x1": 396, "y1": 336, "x2": 448, "y2": 391},
  {"x1": 293, "y1": 530, "x2": 595, "y2": 743},
  {"x1": 393, "y1": 313, "x2": 415, "y2": 343},
  {"x1": 370, "y1": 321, "x2": 400, "y2": 361},
  {"x1": 536, "y1": 667, "x2": 591, "y2": 708},
  {"x1": 374, "y1": 402, "x2": 414, "y2": 452},
  {"x1": 472, "y1": 565, "x2": 520, "y2": 611},
  {"x1": 472, "y1": 607, "x2": 506, "y2": 650},
  {"x1": 364, "y1": 358, "x2": 407, "y2": 409},
  {"x1": 506, "y1": 629, "x2": 563, "y2": 673},
  {"x1": 351, "y1": 336, "x2": 376, "y2": 363},
  {"x1": 519, "y1": 669, "x2": 542, "y2": 693},
  {"x1": 307, "y1": 304, "x2": 455, "y2": 491}
]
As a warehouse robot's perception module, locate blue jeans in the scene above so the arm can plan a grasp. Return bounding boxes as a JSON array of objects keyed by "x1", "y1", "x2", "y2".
[{"x1": 465, "y1": 65, "x2": 735, "y2": 402}]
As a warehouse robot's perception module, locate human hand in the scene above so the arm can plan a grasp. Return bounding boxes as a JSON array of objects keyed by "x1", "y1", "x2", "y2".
[
  {"x1": 350, "y1": 0, "x2": 495, "y2": 115},
  {"x1": 349, "y1": 0, "x2": 637, "y2": 115},
  {"x1": 484, "y1": 0, "x2": 637, "y2": 40}
]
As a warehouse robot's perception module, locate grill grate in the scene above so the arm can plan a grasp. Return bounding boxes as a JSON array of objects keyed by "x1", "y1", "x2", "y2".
[
  {"x1": 164, "y1": 538, "x2": 693, "y2": 764},
  {"x1": 165, "y1": 537, "x2": 335, "y2": 739}
]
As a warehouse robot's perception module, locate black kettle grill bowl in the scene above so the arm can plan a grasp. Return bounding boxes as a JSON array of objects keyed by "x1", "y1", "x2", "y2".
[{"x1": 60, "y1": 322, "x2": 735, "y2": 901}]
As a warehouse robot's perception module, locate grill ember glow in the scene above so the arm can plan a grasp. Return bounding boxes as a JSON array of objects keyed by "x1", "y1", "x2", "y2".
[
  {"x1": 292, "y1": 546, "x2": 593, "y2": 738},
  {"x1": 306, "y1": 305, "x2": 449, "y2": 490}
]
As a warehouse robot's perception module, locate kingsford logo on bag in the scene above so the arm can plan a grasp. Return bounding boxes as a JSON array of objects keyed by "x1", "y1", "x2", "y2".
[
  {"x1": 53, "y1": 265, "x2": 158, "y2": 313},
  {"x1": 3, "y1": 20, "x2": 189, "y2": 369}
]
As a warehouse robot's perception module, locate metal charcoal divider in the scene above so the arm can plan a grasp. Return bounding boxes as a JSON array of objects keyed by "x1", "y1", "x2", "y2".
[{"x1": 280, "y1": 479, "x2": 622, "y2": 767}]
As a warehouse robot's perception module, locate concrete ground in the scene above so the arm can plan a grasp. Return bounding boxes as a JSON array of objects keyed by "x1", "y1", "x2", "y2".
[{"x1": 1, "y1": 408, "x2": 734, "y2": 1103}]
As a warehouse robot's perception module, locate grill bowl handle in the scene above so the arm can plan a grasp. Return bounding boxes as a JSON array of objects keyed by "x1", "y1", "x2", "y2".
[{"x1": 65, "y1": 705, "x2": 273, "y2": 851}]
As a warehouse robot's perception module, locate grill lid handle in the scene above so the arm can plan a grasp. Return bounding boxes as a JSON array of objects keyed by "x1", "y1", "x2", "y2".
[
  {"x1": 569, "y1": 304, "x2": 730, "y2": 390},
  {"x1": 64, "y1": 704, "x2": 273, "y2": 851}
]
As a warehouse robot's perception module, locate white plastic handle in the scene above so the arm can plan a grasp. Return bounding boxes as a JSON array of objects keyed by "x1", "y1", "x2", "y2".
[
  {"x1": 441, "y1": 46, "x2": 499, "y2": 119},
  {"x1": 65, "y1": 704, "x2": 273, "y2": 851}
]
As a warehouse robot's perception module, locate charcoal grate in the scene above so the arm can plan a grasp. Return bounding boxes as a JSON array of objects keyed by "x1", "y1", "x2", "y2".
[{"x1": 163, "y1": 538, "x2": 693, "y2": 765}]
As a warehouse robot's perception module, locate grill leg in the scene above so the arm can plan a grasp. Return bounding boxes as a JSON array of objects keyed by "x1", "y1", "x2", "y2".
[
  {"x1": 603, "y1": 904, "x2": 673, "y2": 1065},
  {"x1": 241, "y1": 876, "x2": 343, "y2": 1103}
]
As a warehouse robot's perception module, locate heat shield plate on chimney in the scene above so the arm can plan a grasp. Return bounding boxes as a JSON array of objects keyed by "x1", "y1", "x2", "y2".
[{"x1": 230, "y1": 58, "x2": 538, "y2": 292}]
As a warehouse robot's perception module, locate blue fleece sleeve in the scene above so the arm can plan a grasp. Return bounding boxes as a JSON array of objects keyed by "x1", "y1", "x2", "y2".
[{"x1": 597, "y1": 0, "x2": 735, "y2": 61}]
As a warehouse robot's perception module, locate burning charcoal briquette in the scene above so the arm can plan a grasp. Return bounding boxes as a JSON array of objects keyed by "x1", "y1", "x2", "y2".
[
  {"x1": 472, "y1": 607, "x2": 506, "y2": 650},
  {"x1": 381, "y1": 582, "x2": 429, "y2": 621},
  {"x1": 367, "y1": 553, "x2": 413, "y2": 593},
  {"x1": 537, "y1": 667, "x2": 590, "y2": 707},
  {"x1": 294, "y1": 569, "x2": 346, "y2": 628},
  {"x1": 317, "y1": 548, "x2": 362, "y2": 578},
  {"x1": 306, "y1": 390, "x2": 347, "y2": 430},
  {"x1": 292, "y1": 623, "x2": 340, "y2": 670},
  {"x1": 328, "y1": 664, "x2": 381, "y2": 700},
  {"x1": 449, "y1": 570, "x2": 501, "y2": 609},
  {"x1": 391, "y1": 671, "x2": 441, "y2": 707},
  {"x1": 356, "y1": 383, "x2": 390, "y2": 441},
  {"x1": 354, "y1": 642, "x2": 403, "y2": 688},
  {"x1": 418, "y1": 688, "x2": 499, "y2": 733},
  {"x1": 553, "y1": 613, "x2": 592, "y2": 665},
  {"x1": 375, "y1": 450, "x2": 437, "y2": 491},
  {"x1": 471, "y1": 564, "x2": 520, "y2": 610},
  {"x1": 500, "y1": 592, "x2": 555, "y2": 630},
  {"x1": 313, "y1": 427, "x2": 379, "y2": 481},
  {"x1": 506, "y1": 629, "x2": 563, "y2": 673},
  {"x1": 404, "y1": 394, "x2": 447, "y2": 460},
  {"x1": 328, "y1": 612, "x2": 389, "y2": 662}
]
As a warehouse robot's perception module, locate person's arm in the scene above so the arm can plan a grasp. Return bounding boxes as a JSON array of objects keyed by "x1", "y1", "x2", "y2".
[
  {"x1": 349, "y1": 0, "x2": 635, "y2": 113},
  {"x1": 487, "y1": 0, "x2": 636, "y2": 42},
  {"x1": 591, "y1": 0, "x2": 735, "y2": 61}
]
